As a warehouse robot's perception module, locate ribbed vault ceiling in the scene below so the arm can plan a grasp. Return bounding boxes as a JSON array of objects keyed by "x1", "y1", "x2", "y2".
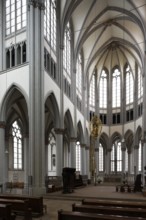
[{"x1": 62, "y1": 0, "x2": 146, "y2": 80}]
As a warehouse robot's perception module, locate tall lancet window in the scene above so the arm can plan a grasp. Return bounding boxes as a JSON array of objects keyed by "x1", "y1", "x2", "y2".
[
  {"x1": 63, "y1": 22, "x2": 71, "y2": 77},
  {"x1": 138, "y1": 140, "x2": 142, "y2": 172},
  {"x1": 112, "y1": 68, "x2": 121, "y2": 108},
  {"x1": 99, "y1": 70, "x2": 107, "y2": 108},
  {"x1": 76, "y1": 53, "x2": 82, "y2": 100},
  {"x1": 89, "y1": 74, "x2": 95, "y2": 108},
  {"x1": 111, "y1": 142, "x2": 122, "y2": 172},
  {"x1": 6, "y1": 0, "x2": 27, "y2": 35},
  {"x1": 76, "y1": 141, "x2": 81, "y2": 171},
  {"x1": 12, "y1": 121, "x2": 23, "y2": 170},
  {"x1": 138, "y1": 68, "x2": 143, "y2": 99},
  {"x1": 99, "y1": 143, "x2": 104, "y2": 172},
  {"x1": 126, "y1": 65, "x2": 133, "y2": 104},
  {"x1": 44, "y1": 0, "x2": 56, "y2": 50}
]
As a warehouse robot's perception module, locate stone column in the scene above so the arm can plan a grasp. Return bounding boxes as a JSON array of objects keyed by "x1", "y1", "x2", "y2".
[
  {"x1": 81, "y1": 144, "x2": 86, "y2": 175},
  {"x1": 128, "y1": 150, "x2": 131, "y2": 175},
  {"x1": 54, "y1": 128, "x2": 64, "y2": 177},
  {"x1": 95, "y1": 147, "x2": 99, "y2": 175},
  {"x1": 106, "y1": 149, "x2": 111, "y2": 174},
  {"x1": 28, "y1": 0, "x2": 45, "y2": 195},
  {"x1": 134, "y1": 145, "x2": 139, "y2": 176},
  {"x1": 0, "y1": 121, "x2": 6, "y2": 192},
  {"x1": 23, "y1": 134, "x2": 29, "y2": 193},
  {"x1": 70, "y1": 137, "x2": 77, "y2": 168},
  {"x1": 142, "y1": 53, "x2": 146, "y2": 185},
  {"x1": 0, "y1": 0, "x2": 3, "y2": 71},
  {"x1": 121, "y1": 142, "x2": 126, "y2": 173},
  {"x1": 85, "y1": 146, "x2": 90, "y2": 180}
]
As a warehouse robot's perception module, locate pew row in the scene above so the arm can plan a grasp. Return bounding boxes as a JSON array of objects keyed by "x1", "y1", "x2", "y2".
[
  {"x1": 58, "y1": 210, "x2": 145, "y2": 220},
  {"x1": 0, "y1": 204, "x2": 16, "y2": 220},
  {"x1": 82, "y1": 198, "x2": 146, "y2": 208},
  {"x1": 72, "y1": 203, "x2": 146, "y2": 218},
  {"x1": 0, "y1": 194, "x2": 44, "y2": 217},
  {"x1": 0, "y1": 198, "x2": 31, "y2": 220}
]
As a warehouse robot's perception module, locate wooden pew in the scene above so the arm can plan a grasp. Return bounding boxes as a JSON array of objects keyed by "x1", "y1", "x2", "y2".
[
  {"x1": 82, "y1": 198, "x2": 146, "y2": 209},
  {"x1": 58, "y1": 210, "x2": 145, "y2": 220},
  {"x1": 0, "y1": 194, "x2": 44, "y2": 217},
  {"x1": 0, "y1": 204, "x2": 16, "y2": 220},
  {"x1": 0, "y1": 198, "x2": 31, "y2": 220},
  {"x1": 72, "y1": 203, "x2": 146, "y2": 218}
]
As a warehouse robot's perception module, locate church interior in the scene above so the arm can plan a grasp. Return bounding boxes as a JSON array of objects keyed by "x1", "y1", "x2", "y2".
[{"x1": 0, "y1": 0, "x2": 146, "y2": 219}]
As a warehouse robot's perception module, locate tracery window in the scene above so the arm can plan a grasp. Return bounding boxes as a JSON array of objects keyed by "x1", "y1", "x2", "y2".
[
  {"x1": 138, "y1": 68, "x2": 143, "y2": 99},
  {"x1": 76, "y1": 141, "x2": 81, "y2": 171},
  {"x1": 76, "y1": 53, "x2": 82, "y2": 100},
  {"x1": 126, "y1": 65, "x2": 133, "y2": 104},
  {"x1": 125, "y1": 148, "x2": 128, "y2": 172},
  {"x1": 99, "y1": 70, "x2": 107, "y2": 108},
  {"x1": 6, "y1": 0, "x2": 26, "y2": 36},
  {"x1": 63, "y1": 22, "x2": 71, "y2": 76},
  {"x1": 44, "y1": 0, "x2": 56, "y2": 50},
  {"x1": 12, "y1": 121, "x2": 23, "y2": 170},
  {"x1": 99, "y1": 143, "x2": 104, "y2": 172},
  {"x1": 112, "y1": 68, "x2": 121, "y2": 108},
  {"x1": 111, "y1": 142, "x2": 122, "y2": 172},
  {"x1": 89, "y1": 74, "x2": 95, "y2": 108},
  {"x1": 138, "y1": 140, "x2": 142, "y2": 172},
  {"x1": 48, "y1": 131, "x2": 56, "y2": 173}
]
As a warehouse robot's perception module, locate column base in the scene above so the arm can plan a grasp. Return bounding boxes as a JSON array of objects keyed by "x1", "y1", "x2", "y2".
[{"x1": 28, "y1": 186, "x2": 46, "y2": 196}]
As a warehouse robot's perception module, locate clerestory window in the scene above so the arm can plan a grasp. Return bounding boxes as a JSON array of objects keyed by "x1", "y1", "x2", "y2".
[{"x1": 5, "y1": 0, "x2": 26, "y2": 36}]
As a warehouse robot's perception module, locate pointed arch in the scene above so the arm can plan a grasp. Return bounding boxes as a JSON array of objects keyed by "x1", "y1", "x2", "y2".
[
  {"x1": 0, "y1": 85, "x2": 29, "y2": 134},
  {"x1": 45, "y1": 92, "x2": 60, "y2": 139},
  {"x1": 64, "y1": 109, "x2": 75, "y2": 139}
]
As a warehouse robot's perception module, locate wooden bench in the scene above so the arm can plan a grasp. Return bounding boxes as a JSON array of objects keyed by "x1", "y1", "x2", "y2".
[
  {"x1": 116, "y1": 184, "x2": 134, "y2": 192},
  {"x1": 0, "y1": 204, "x2": 16, "y2": 220},
  {"x1": 72, "y1": 203, "x2": 146, "y2": 218},
  {"x1": 82, "y1": 198, "x2": 146, "y2": 208},
  {"x1": 45, "y1": 176, "x2": 62, "y2": 193},
  {"x1": 0, "y1": 194, "x2": 44, "y2": 217},
  {"x1": 58, "y1": 210, "x2": 145, "y2": 220},
  {"x1": 0, "y1": 198, "x2": 31, "y2": 220}
]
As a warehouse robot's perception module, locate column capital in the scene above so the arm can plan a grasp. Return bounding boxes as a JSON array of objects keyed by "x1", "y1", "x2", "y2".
[
  {"x1": 29, "y1": 0, "x2": 45, "y2": 10},
  {"x1": 23, "y1": 133, "x2": 29, "y2": 138},
  {"x1": 134, "y1": 145, "x2": 139, "y2": 149},
  {"x1": 73, "y1": 68, "x2": 76, "y2": 74},
  {"x1": 95, "y1": 147, "x2": 99, "y2": 152},
  {"x1": 121, "y1": 146, "x2": 126, "y2": 151},
  {"x1": 85, "y1": 146, "x2": 90, "y2": 150},
  {"x1": 0, "y1": 121, "x2": 6, "y2": 128},
  {"x1": 60, "y1": 44, "x2": 64, "y2": 50},
  {"x1": 80, "y1": 143, "x2": 86, "y2": 148},
  {"x1": 54, "y1": 128, "x2": 65, "y2": 135},
  {"x1": 69, "y1": 137, "x2": 77, "y2": 142}
]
